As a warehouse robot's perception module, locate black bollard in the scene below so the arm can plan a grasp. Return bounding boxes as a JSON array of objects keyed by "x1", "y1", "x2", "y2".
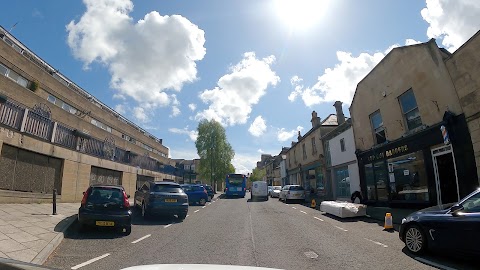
[{"x1": 52, "y1": 188, "x2": 57, "y2": 215}]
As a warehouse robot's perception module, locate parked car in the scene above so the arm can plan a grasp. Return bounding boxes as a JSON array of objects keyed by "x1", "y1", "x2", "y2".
[
  {"x1": 181, "y1": 184, "x2": 209, "y2": 206},
  {"x1": 279, "y1": 185, "x2": 305, "y2": 203},
  {"x1": 134, "y1": 181, "x2": 188, "y2": 220},
  {"x1": 202, "y1": 185, "x2": 214, "y2": 201},
  {"x1": 270, "y1": 186, "x2": 282, "y2": 198},
  {"x1": 399, "y1": 188, "x2": 480, "y2": 256},
  {"x1": 78, "y1": 184, "x2": 132, "y2": 235},
  {"x1": 251, "y1": 181, "x2": 269, "y2": 201},
  {"x1": 268, "y1": 186, "x2": 273, "y2": 194}
]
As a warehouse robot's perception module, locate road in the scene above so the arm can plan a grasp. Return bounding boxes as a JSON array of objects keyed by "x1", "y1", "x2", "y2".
[{"x1": 45, "y1": 195, "x2": 476, "y2": 270}]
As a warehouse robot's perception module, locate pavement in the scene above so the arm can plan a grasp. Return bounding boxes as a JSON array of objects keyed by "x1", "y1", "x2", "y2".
[
  {"x1": 44, "y1": 193, "x2": 475, "y2": 270},
  {"x1": 0, "y1": 202, "x2": 78, "y2": 265}
]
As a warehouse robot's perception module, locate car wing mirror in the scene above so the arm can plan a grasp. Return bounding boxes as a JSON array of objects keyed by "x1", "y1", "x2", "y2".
[
  {"x1": 450, "y1": 204, "x2": 464, "y2": 215},
  {"x1": 127, "y1": 194, "x2": 131, "y2": 198},
  {"x1": 82, "y1": 191, "x2": 85, "y2": 195}
]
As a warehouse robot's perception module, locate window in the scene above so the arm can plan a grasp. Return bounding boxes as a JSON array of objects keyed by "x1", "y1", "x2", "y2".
[
  {"x1": 122, "y1": 134, "x2": 136, "y2": 143},
  {"x1": 47, "y1": 95, "x2": 56, "y2": 104},
  {"x1": 399, "y1": 89, "x2": 422, "y2": 130},
  {"x1": 294, "y1": 149, "x2": 297, "y2": 163},
  {"x1": 91, "y1": 118, "x2": 112, "y2": 133},
  {"x1": 0, "y1": 63, "x2": 7, "y2": 76},
  {"x1": 462, "y1": 192, "x2": 480, "y2": 213},
  {"x1": 185, "y1": 165, "x2": 190, "y2": 170},
  {"x1": 46, "y1": 94, "x2": 78, "y2": 115},
  {"x1": 311, "y1": 137, "x2": 317, "y2": 155},
  {"x1": 340, "y1": 138, "x2": 346, "y2": 152},
  {"x1": 334, "y1": 167, "x2": 350, "y2": 198},
  {"x1": 370, "y1": 111, "x2": 386, "y2": 144},
  {"x1": 302, "y1": 144, "x2": 307, "y2": 160}
]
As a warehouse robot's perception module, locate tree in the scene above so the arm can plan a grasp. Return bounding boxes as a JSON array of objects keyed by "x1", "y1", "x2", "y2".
[
  {"x1": 249, "y1": 167, "x2": 266, "y2": 182},
  {"x1": 195, "y1": 119, "x2": 235, "y2": 190}
]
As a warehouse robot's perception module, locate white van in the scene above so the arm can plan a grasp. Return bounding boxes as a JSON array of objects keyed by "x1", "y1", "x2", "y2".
[{"x1": 251, "y1": 181, "x2": 269, "y2": 201}]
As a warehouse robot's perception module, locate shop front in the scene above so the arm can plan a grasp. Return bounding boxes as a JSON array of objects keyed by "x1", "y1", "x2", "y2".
[{"x1": 357, "y1": 113, "x2": 478, "y2": 208}]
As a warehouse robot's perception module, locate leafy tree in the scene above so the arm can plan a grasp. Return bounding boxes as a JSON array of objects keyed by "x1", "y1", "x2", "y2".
[
  {"x1": 195, "y1": 119, "x2": 235, "y2": 190},
  {"x1": 249, "y1": 167, "x2": 266, "y2": 182}
]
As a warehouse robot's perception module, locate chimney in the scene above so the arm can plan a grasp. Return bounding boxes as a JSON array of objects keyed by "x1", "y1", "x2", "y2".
[
  {"x1": 334, "y1": 101, "x2": 345, "y2": 125},
  {"x1": 311, "y1": 111, "x2": 321, "y2": 128},
  {"x1": 297, "y1": 130, "x2": 302, "y2": 141}
]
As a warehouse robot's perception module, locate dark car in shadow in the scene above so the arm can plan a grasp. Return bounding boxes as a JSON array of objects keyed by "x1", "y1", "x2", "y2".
[
  {"x1": 399, "y1": 188, "x2": 480, "y2": 256},
  {"x1": 134, "y1": 181, "x2": 188, "y2": 220},
  {"x1": 202, "y1": 184, "x2": 214, "y2": 201},
  {"x1": 78, "y1": 184, "x2": 132, "y2": 235}
]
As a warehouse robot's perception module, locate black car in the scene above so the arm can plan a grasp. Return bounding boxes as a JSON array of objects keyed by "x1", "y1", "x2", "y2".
[
  {"x1": 203, "y1": 185, "x2": 214, "y2": 201},
  {"x1": 399, "y1": 188, "x2": 480, "y2": 256},
  {"x1": 134, "y1": 181, "x2": 188, "y2": 220},
  {"x1": 78, "y1": 184, "x2": 132, "y2": 235}
]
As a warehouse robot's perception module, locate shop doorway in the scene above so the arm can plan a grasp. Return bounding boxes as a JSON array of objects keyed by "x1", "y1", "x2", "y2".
[{"x1": 432, "y1": 145, "x2": 460, "y2": 205}]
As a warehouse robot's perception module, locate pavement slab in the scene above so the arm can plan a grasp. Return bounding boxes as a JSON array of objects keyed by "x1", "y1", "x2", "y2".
[
  {"x1": 5, "y1": 231, "x2": 39, "y2": 243},
  {"x1": 0, "y1": 239, "x2": 27, "y2": 253},
  {"x1": 0, "y1": 224, "x2": 23, "y2": 234},
  {"x1": 6, "y1": 248, "x2": 38, "y2": 262},
  {"x1": 20, "y1": 226, "x2": 50, "y2": 236}
]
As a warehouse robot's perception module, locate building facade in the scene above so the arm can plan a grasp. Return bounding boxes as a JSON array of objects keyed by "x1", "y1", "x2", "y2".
[
  {"x1": 0, "y1": 27, "x2": 179, "y2": 203},
  {"x1": 351, "y1": 39, "x2": 478, "y2": 207},
  {"x1": 285, "y1": 111, "x2": 337, "y2": 196}
]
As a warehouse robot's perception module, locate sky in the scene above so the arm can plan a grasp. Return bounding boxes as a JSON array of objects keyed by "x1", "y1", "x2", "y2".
[{"x1": 1, "y1": 0, "x2": 480, "y2": 174}]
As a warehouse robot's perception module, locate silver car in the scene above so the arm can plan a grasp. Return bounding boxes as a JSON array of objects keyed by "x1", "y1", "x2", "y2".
[
  {"x1": 269, "y1": 186, "x2": 282, "y2": 198},
  {"x1": 279, "y1": 185, "x2": 305, "y2": 203}
]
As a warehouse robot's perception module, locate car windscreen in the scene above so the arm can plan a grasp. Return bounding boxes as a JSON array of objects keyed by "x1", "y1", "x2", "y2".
[
  {"x1": 153, "y1": 184, "x2": 182, "y2": 193},
  {"x1": 87, "y1": 187, "x2": 123, "y2": 204},
  {"x1": 273, "y1": 186, "x2": 282, "y2": 190},
  {"x1": 289, "y1": 186, "x2": 304, "y2": 191},
  {"x1": 228, "y1": 176, "x2": 244, "y2": 186},
  {"x1": 192, "y1": 186, "x2": 205, "y2": 192}
]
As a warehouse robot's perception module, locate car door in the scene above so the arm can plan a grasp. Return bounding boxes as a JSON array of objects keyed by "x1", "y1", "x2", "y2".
[
  {"x1": 456, "y1": 191, "x2": 480, "y2": 255},
  {"x1": 281, "y1": 186, "x2": 288, "y2": 199},
  {"x1": 135, "y1": 183, "x2": 147, "y2": 206}
]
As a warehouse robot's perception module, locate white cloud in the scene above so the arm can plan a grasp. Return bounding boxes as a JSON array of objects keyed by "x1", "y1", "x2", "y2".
[
  {"x1": 114, "y1": 104, "x2": 127, "y2": 115},
  {"x1": 168, "y1": 127, "x2": 198, "y2": 141},
  {"x1": 248, "y1": 116, "x2": 267, "y2": 137},
  {"x1": 170, "y1": 106, "x2": 181, "y2": 117},
  {"x1": 257, "y1": 149, "x2": 264, "y2": 153},
  {"x1": 288, "y1": 39, "x2": 424, "y2": 106},
  {"x1": 188, "y1": 103, "x2": 197, "y2": 111},
  {"x1": 196, "y1": 52, "x2": 280, "y2": 126},
  {"x1": 232, "y1": 153, "x2": 259, "y2": 174},
  {"x1": 66, "y1": 0, "x2": 206, "y2": 109},
  {"x1": 421, "y1": 0, "x2": 480, "y2": 51},
  {"x1": 277, "y1": 126, "x2": 304, "y2": 142},
  {"x1": 133, "y1": 106, "x2": 148, "y2": 122}
]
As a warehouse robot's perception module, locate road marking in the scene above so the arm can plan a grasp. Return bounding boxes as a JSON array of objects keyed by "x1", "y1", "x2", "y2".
[
  {"x1": 415, "y1": 257, "x2": 459, "y2": 270},
  {"x1": 285, "y1": 204, "x2": 289, "y2": 206},
  {"x1": 71, "y1": 253, "x2": 110, "y2": 269},
  {"x1": 334, "y1": 225, "x2": 348, "y2": 232},
  {"x1": 186, "y1": 215, "x2": 189, "y2": 218},
  {"x1": 300, "y1": 210, "x2": 308, "y2": 214},
  {"x1": 363, "y1": 238, "x2": 388, "y2": 248},
  {"x1": 292, "y1": 207, "x2": 297, "y2": 209},
  {"x1": 313, "y1": 216, "x2": 324, "y2": 221},
  {"x1": 131, "y1": 234, "x2": 151, "y2": 244},
  {"x1": 202, "y1": 206, "x2": 206, "y2": 208},
  {"x1": 208, "y1": 203, "x2": 212, "y2": 205},
  {"x1": 194, "y1": 209, "x2": 200, "y2": 213},
  {"x1": 164, "y1": 224, "x2": 172, "y2": 228},
  {"x1": 304, "y1": 251, "x2": 319, "y2": 259}
]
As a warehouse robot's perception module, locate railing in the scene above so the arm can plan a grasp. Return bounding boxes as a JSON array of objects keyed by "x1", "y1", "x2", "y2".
[
  {"x1": 82, "y1": 137, "x2": 104, "y2": 157},
  {"x1": 0, "y1": 100, "x2": 24, "y2": 130},
  {"x1": 23, "y1": 110, "x2": 53, "y2": 140},
  {"x1": 54, "y1": 123, "x2": 76, "y2": 149}
]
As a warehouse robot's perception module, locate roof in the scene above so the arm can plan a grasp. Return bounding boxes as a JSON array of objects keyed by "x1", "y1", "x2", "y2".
[{"x1": 321, "y1": 114, "x2": 338, "y2": 126}]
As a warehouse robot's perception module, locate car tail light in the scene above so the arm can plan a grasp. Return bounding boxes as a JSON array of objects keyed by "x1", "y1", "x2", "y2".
[
  {"x1": 204, "y1": 188, "x2": 208, "y2": 194},
  {"x1": 122, "y1": 191, "x2": 130, "y2": 208},
  {"x1": 81, "y1": 188, "x2": 90, "y2": 206},
  {"x1": 243, "y1": 187, "x2": 246, "y2": 191},
  {"x1": 225, "y1": 187, "x2": 228, "y2": 191}
]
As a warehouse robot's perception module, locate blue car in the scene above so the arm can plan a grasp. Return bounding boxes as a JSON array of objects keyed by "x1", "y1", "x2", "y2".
[{"x1": 181, "y1": 184, "x2": 209, "y2": 206}]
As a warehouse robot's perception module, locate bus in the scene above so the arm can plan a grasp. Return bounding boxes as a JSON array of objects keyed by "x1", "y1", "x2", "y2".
[{"x1": 225, "y1": 174, "x2": 247, "y2": 198}]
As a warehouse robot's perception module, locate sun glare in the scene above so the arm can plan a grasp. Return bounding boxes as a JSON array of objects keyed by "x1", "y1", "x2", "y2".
[{"x1": 274, "y1": 0, "x2": 329, "y2": 30}]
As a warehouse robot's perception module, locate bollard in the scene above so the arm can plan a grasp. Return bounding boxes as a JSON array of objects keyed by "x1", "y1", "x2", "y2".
[
  {"x1": 384, "y1": 212, "x2": 393, "y2": 230},
  {"x1": 52, "y1": 188, "x2": 57, "y2": 215}
]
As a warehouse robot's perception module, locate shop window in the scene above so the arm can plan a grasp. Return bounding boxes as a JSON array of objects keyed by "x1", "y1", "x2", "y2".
[
  {"x1": 334, "y1": 166, "x2": 350, "y2": 198},
  {"x1": 370, "y1": 111, "x2": 386, "y2": 144},
  {"x1": 340, "y1": 138, "x2": 346, "y2": 152},
  {"x1": 365, "y1": 164, "x2": 376, "y2": 201},
  {"x1": 387, "y1": 151, "x2": 429, "y2": 202},
  {"x1": 399, "y1": 89, "x2": 422, "y2": 130}
]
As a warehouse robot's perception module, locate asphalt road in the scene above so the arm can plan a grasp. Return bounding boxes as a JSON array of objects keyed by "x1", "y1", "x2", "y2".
[{"x1": 45, "y1": 195, "x2": 476, "y2": 270}]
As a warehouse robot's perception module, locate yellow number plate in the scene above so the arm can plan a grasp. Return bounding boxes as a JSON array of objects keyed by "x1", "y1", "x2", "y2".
[
  {"x1": 95, "y1": 221, "x2": 115, "y2": 226},
  {"x1": 165, "y1": 199, "x2": 177, "y2": 203}
]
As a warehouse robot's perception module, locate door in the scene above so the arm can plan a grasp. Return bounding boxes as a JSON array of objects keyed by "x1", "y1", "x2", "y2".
[{"x1": 432, "y1": 145, "x2": 459, "y2": 205}]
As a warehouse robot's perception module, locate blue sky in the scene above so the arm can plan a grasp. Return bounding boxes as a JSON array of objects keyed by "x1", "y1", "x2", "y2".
[{"x1": 1, "y1": 0, "x2": 479, "y2": 173}]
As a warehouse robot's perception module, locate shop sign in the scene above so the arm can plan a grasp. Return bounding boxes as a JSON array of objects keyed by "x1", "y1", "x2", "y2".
[{"x1": 367, "y1": 145, "x2": 409, "y2": 162}]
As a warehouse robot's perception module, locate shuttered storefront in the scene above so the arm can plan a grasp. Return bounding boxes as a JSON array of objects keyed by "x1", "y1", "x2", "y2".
[{"x1": 89, "y1": 166, "x2": 122, "y2": 186}]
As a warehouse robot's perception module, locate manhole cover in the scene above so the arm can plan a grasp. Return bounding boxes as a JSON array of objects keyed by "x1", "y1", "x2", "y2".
[{"x1": 304, "y1": 251, "x2": 318, "y2": 259}]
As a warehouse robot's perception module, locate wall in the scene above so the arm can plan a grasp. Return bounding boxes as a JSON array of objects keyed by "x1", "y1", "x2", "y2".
[
  {"x1": 445, "y1": 31, "x2": 480, "y2": 184},
  {"x1": 329, "y1": 128, "x2": 356, "y2": 166},
  {"x1": 351, "y1": 40, "x2": 462, "y2": 152}
]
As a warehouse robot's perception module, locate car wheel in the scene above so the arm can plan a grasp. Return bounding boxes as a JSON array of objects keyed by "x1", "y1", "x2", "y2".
[
  {"x1": 200, "y1": 198, "x2": 207, "y2": 206},
  {"x1": 123, "y1": 226, "x2": 131, "y2": 235},
  {"x1": 404, "y1": 225, "x2": 427, "y2": 254},
  {"x1": 177, "y1": 213, "x2": 187, "y2": 220},
  {"x1": 141, "y1": 202, "x2": 148, "y2": 219},
  {"x1": 266, "y1": 196, "x2": 269, "y2": 201}
]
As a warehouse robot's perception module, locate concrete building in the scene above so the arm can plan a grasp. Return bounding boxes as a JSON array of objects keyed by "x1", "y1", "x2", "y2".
[
  {"x1": 285, "y1": 111, "x2": 337, "y2": 196},
  {"x1": 351, "y1": 38, "x2": 478, "y2": 207},
  {"x1": 323, "y1": 114, "x2": 361, "y2": 201},
  {"x1": 445, "y1": 30, "x2": 480, "y2": 184},
  {"x1": 173, "y1": 159, "x2": 200, "y2": 184},
  {"x1": 0, "y1": 26, "x2": 179, "y2": 203}
]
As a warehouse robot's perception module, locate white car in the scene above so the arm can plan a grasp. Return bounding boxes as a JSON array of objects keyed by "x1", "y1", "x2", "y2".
[
  {"x1": 269, "y1": 186, "x2": 282, "y2": 198},
  {"x1": 279, "y1": 185, "x2": 305, "y2": 203}
]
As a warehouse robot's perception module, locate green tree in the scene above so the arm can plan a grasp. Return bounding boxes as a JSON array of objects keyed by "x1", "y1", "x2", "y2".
[
  {"x1": 249, "y1": 167, "x2": 266, "y2": 182},
  {"x1": 195, "y1": 119, "x2": 235, "y2": 190}
]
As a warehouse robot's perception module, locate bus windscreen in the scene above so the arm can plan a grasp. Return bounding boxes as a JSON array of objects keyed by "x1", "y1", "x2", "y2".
[{"x1": 228, "y1": 176, "x2": 244, "y2": 186}]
